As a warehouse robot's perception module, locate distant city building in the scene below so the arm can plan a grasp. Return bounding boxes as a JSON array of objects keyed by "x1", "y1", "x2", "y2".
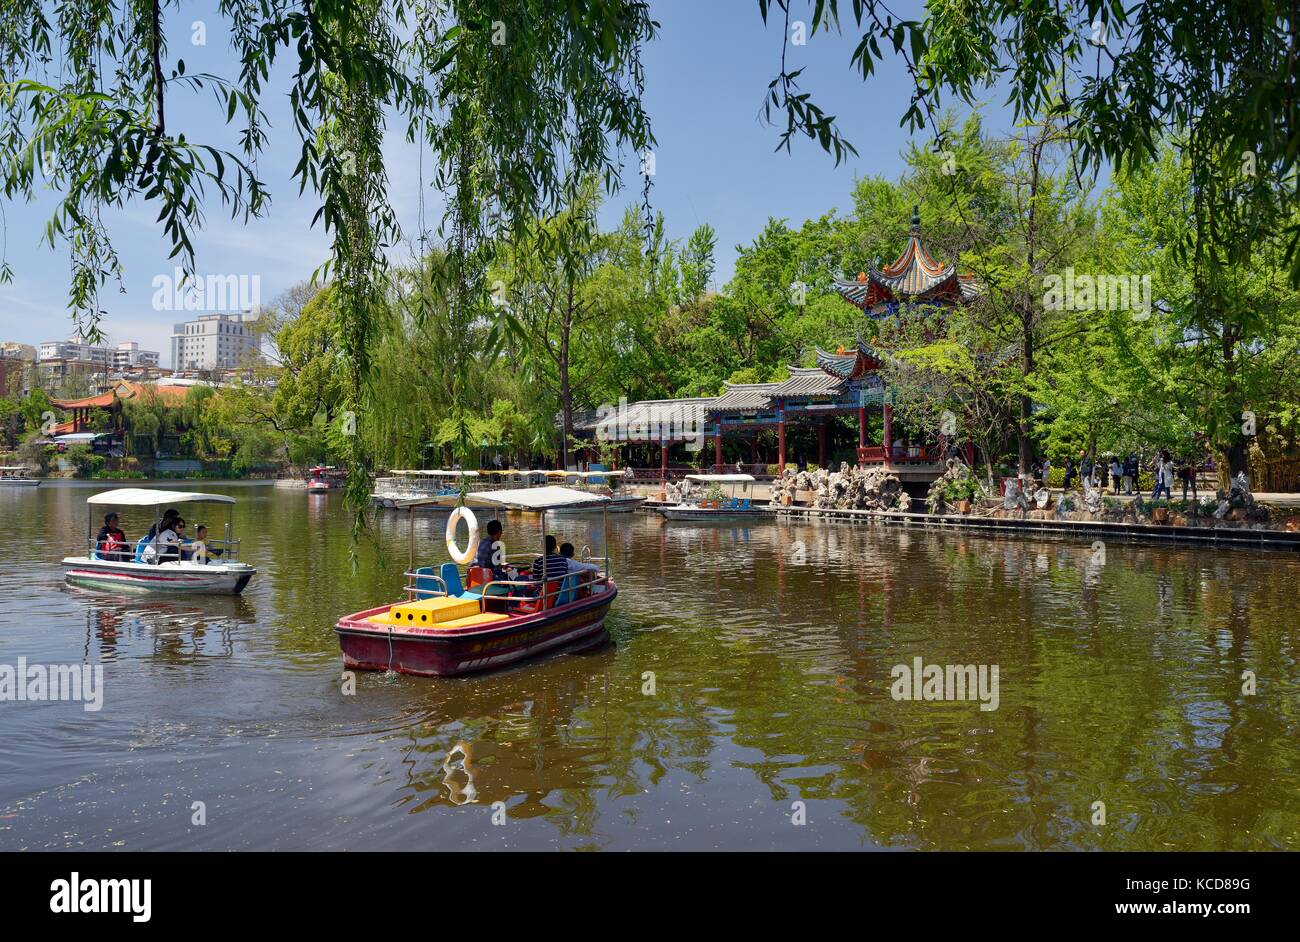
[
  {"x1": 0, "y1": 343, "x2": 35, "y2": 395},
  {"x1": 170, "y1": 313, "x2": 262, "y2": 371},
  {"x1": 36, "y1": 336, "x2": 160, "y2": 381},
  {"x1": 38, "y1": 337, "x2": 111, "y2": 367},
  {"x1": 111, "y1": 342, "x2": 161, "y2": 370}
]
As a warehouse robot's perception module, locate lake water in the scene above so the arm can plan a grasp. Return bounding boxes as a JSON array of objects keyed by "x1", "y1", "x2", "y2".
[{"x1": 1, "y1": 482, "x2": 1297, "y2": 850}]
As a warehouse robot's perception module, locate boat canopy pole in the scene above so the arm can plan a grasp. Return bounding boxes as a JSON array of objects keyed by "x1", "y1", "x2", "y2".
[{"x1": 408, "y1": 506, "x2": 415, "y2": 573}]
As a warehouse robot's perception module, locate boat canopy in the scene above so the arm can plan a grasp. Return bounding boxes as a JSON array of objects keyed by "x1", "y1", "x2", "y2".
[
  {"x1": 466, "y1": 485, "x2": 609, "y2": 508},
  {"x1": 0, "y1": 466, "x2": 34, "y2": 471},
  {"x1": 417, "y1": 469, "x2": 478, "y2": 477},
  {"x1": 571, "y1": 470, "x2": 628, "y2": 478},
  {"x1": 685, "y1": 473, "x2": 755, "y2": 483},
  {"x1": 86, "y1": 488, "x2": 237, "y2": 506}
]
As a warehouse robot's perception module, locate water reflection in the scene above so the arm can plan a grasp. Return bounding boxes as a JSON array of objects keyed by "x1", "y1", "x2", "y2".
[{"x1": 0, "y1": 485, "x2": 1297, "y2": 850}]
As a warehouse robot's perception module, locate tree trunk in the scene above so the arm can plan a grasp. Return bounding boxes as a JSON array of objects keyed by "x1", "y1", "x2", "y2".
[{"x1": 558, "y1": 279, "x2": 574, "y2": 471}]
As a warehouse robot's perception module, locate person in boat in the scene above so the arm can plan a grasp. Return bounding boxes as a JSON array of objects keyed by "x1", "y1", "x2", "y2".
[
  {"x1": 181, "y1": 524, "x2": 223, "y2": 563},
  {"x1": 143, "y1": 514, "x2": 184, "y2": 564},
  {"x1": 96, "y1": 512, "x2": 129, "y2": 562},
  {"x1": 474, "y1": 520, "x2": 516, "y2": 580},
  {"x1": 530, "y1": 534, "x2": 569, "y2": 585},
  {"x1": 559, "y1": 542, "x2": 599, "y2": 575}
]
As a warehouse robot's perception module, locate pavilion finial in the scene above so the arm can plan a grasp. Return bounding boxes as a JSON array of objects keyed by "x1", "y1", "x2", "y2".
[{"x1": 910, "y1": 205, "x2": 921, "y2": 232}]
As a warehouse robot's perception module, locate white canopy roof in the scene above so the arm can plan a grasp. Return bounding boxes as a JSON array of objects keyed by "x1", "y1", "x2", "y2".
[
  {"x1": 417, "y1": 469, "x2": 478, "y2": 477},
  {"x1": 685, "y1": 473, "x2": 755, "y2": 483},
  {"x1": 86, "y1": 488, "x2": 236, "y2": 507},
  {"x1": 571, "y1": 469, "x2": 627, "y2": 478},
  {"x1": 465, "y1": 486, "x2": 609, "y2": 509}
]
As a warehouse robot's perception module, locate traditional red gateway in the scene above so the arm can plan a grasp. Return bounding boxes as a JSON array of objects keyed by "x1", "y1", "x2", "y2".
[{"x1": 334, "y1": 486, "x2": 618, "y2": 677}]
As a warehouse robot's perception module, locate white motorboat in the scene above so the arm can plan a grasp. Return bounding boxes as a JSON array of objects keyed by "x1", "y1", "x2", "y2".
[
  {"x1": 659, "y1": 473, "x2": 773, "y2": 521},
  {"x1": 0, "y1": 466, "x2": 40, "y2": 486},
  {"x1": 61, "y1": 488, "x2": 256, "y2": 594}
]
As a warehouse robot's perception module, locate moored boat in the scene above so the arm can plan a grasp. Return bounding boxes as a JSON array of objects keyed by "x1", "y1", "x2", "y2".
[
  {"x1": 306, "y1": 465, "x2": 344, "y2": 493},
  {"x1": 61, "y1": 488, "x2": 256, "y2": 594},
  {"x1": 336, "y1": 486, "x2": 618, "y2": 677},
  {"x1": 659, "y1": 473, "x2": 773, "y2": 521}
]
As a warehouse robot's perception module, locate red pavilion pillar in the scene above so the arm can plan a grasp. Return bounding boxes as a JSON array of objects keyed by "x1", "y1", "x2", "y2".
[
  {"x1": 777, "y1": 412, "x2": 787, "y2": 473},
  {"x1": 883, "y1": 402, "x2": 894, "y2": 467},
  {"x1": 858, "y1": 405, "x2": 866, "y2": 448},
  {"x1": 714, "y1": 425, "x2": 722, "y2": 471}
]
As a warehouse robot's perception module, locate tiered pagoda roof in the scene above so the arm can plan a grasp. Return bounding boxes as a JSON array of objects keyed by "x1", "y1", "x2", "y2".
[{"x1": 833, "y1": 207, "x2": 980, "y2": 314}]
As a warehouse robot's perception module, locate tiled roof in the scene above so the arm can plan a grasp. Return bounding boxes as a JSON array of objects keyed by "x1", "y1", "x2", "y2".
[
  {"x1": 768, "y1": 366, "x2": 845, "y2": 397},
  {"x1": 710, "y1": 382, "x2": 778, "y2": 412},
  {"x1": 591, "y1": 397, "x2": 713, "y2": 442}
]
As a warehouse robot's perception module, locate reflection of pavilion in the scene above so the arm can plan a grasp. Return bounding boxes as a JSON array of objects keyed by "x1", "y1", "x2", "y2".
[{"x1": 573, "y1": 210, "x2": 979, "y2": 481}]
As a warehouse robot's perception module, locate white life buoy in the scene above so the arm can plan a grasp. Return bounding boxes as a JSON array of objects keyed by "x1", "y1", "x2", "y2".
[{"x1": 445, "y1": 505, "x2": 478, "y2": 565}]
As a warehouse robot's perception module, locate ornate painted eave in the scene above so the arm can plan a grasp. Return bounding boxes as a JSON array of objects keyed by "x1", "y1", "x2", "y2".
[{"x1": 832, "y1": 207, "x2": 981, "y2": 311}]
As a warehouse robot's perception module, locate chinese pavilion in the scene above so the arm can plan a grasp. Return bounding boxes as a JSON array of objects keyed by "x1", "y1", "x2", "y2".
[{"x1": 572, "y1": 209, "x2": 979, "y2": 480}]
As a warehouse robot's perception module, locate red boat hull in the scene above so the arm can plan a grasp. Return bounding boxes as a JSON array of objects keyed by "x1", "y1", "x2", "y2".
[{"x1": 334, "y1": 583, "x2": 617, "y2": 677}]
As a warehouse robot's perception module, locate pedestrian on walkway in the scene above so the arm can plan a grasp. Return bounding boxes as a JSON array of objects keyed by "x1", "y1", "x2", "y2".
[
  {"x1": 1062, "y1": 455, "x2": 1075, "y2": 490},
  {"x1": 1109, "y1": 456, "x2": 1123, "y2": 495},
  {"x1": 1040, "y1": 455, "x2": 1052, "y2": 490},
  {"x1": 1123, "y1": 453, "x2": 1138, "y2": 495},
  {"x1": 1180, "y1": 456, "x2": 1199, "y2": 502},
  {"x1": 1080, "y1": 451, "x2": 1094, "y2": 489},
  {"x1": 1152, "y1": 449, "x2": 1174, "y2": 500}
]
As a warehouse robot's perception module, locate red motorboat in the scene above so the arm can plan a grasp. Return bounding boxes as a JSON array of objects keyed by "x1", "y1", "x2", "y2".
[
  {"x1": 306, "y1": 465, "x2": 343, "y2": 493},
  {"x1": 335, "y1": 486, "x2": 619, "y2": 677}
]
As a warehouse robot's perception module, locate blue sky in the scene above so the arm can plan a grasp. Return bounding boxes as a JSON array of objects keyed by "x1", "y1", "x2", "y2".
[{"x1": 0, "y1": 0, "x2": 1003, "y2": 366}]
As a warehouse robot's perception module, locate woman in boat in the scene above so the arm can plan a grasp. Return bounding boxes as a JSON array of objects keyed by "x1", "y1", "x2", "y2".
[
  {"x1": 143, "y1": 515, "x2": 184, "y2": 564},
  {"x1": 96, "y1": 512, "x2": 129, "y2": 562}
]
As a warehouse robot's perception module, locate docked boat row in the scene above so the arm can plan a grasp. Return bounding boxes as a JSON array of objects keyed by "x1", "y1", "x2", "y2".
[{"x1": 370, "y1": 469, "x2": 643, "y2": 514}]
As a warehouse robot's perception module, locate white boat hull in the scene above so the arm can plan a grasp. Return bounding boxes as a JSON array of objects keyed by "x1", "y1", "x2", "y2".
[
  {"x1": 545, "y1": 496, "x2": 644, "y2": 515},
  {"x1": 658, "y1": 505, "x2": 774, "y2": 522},
  {"x1": 0, "y1": 479, "x2": 40, "y2": 486},
  {"x1": 61, "y1": 557, "x2": 256, "y2": 594}
]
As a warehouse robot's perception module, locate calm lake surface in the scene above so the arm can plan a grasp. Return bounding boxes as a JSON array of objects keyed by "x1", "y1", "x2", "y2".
[{"x1": 1, "y1": 481, "x2": 1297, "y2": 850}]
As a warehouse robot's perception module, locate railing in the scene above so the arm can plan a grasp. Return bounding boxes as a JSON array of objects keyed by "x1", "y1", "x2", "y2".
[
  {"x1": 402, "y1": 562, "x2": 610, "y2": 613},
  {"x1": 87, "y1": 537, "x2": 241, "y2": 563}
]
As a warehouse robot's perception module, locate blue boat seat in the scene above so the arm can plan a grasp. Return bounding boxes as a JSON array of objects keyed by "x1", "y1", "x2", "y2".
[
  {"x1": 440, "y1": 562, "x2": 481, "y2": 600},
  {"x1": 555, "y1": 573, "x2": 578, "y2": 607},
  {"x1": 133, "y1": 536, "x2": 151, "y2": 563},
  {"x1": 413, "y1": 566, "x2": 441, "y2": 599}
]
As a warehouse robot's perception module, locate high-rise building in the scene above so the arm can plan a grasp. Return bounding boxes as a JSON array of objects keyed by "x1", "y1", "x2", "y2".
[
  {"x1": 170, "y1": 313, "x2": 262, "y2": 371},
  {"x1": 112, "y1": 342, "x2": 161, "y2": 370}
]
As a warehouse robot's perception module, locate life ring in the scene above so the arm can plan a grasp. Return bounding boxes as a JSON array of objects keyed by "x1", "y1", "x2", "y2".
[
  {"x1": 191, "y1": 542, "x2": 207, "y2": 565},
  {"x1": 445, "y1": 505, "x2": 478, "y2": 565}
]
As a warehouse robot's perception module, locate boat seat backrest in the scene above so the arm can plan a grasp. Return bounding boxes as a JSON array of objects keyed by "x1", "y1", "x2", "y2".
[
  {"x1": 556, "y1": 573, "x2": 578, "y2": 607},
  {"x1": 439, "y1": 562, "x2": 465, "y2": 598},
  {"x1": 413, "y1": 566, "x2": 441, "y2": 599},
  {"x1": 133, "y1": 535, "x2": 151, "y2": 563}
]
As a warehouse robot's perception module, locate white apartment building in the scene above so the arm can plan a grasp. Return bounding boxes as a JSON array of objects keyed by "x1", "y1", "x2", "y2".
[
  {"x1": 111, "y1": 342, "x2": 161, "y2": 369},
  {"x1": 38, "y1": 337, "x2": 111, "y2": 366},
  {"x1": 170, "y1": 313, "x2": 262, "y2": 371},
  {"x1": 37, "y1": 337, "x2": 160, "y2": 369}
]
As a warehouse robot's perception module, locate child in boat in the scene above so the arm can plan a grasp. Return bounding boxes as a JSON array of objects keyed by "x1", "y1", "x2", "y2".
[
  {"x1": 559, "y1": 542, "x2": 599, "y2": 575},
  {"x1": 181, "y1": 524, "x2": 223, "y2": 563},
  {"x1": 96, "y1": 512, "x2": 128, "y2": 561}
]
